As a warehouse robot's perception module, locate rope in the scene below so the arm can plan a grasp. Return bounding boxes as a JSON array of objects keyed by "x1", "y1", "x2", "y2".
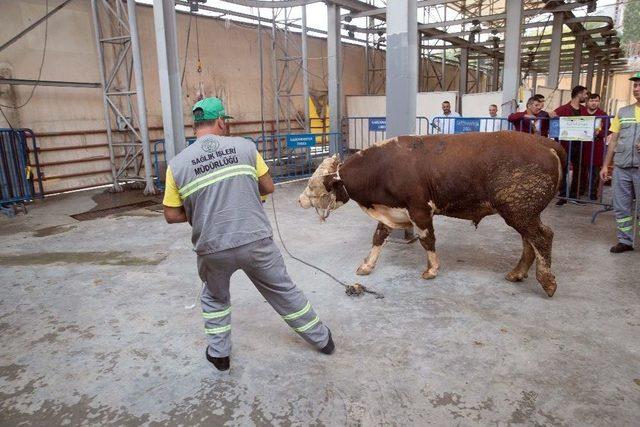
[{"x1": 269, "y1": 187, "x2": 384, "y2": 299}]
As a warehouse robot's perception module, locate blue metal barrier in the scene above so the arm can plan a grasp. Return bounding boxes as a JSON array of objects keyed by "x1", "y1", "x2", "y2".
[
  {"x1": 341, "y1": 116, "x2": 431, "y2": 153},
  {"x1": 153, "y1": 132, "x2": 336, "y2": 187},
  {"x1": 430, "y1": 116, "x2": 512, "y2": 134},
  {"x1": 253, "y1": 132, "x2": 341, "y2": 182},
  {"x1": 152, "y1": 137, "x2": 197, "y2": 190},
  {"x1": 1, "y1": 128, "x2": 43, "y2": 217}
]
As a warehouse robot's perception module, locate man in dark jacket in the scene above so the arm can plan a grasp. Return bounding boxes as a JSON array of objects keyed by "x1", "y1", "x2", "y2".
[
  {"x1": 552, "y1": 85, "x2": 588, "y2": 205},
  {"x1": 508, "y1": 97, "x2": 549, "y2": 136},
  {"x1": 580, "y1": 93, "x2": 609, "y2": 200}
]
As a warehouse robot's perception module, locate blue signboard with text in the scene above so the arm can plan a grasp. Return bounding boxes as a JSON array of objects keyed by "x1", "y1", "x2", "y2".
[
  {"x1": 368, "y1": 117, "x2": 387, "y2": 132},
  {"x1": 286, "y1": 133, "x2": 317, "y2": 148},
  {"x1": 454, "y1": 118, "x2": 481, "y2": 133}
]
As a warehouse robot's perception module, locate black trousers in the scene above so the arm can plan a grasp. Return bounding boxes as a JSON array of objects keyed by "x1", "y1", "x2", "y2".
[{"x1": 559, "y1": 141, "x2": 582, "y2": 199}]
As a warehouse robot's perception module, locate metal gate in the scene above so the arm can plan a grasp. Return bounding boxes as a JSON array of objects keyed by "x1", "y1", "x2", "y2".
[{"x1": 0, "y1": 128, "x2": 43, "y2": 216}]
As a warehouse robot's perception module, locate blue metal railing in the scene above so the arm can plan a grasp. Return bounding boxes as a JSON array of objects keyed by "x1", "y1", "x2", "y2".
[
  {"x1": 153, "y1": 133, "x2": 342, "y2": 187},
  {"x1": 341, "y1": 116, "x2": 431, "y2": 153},
  {"x1": 1, "y1": 128, "x2": 43, "y2": 216},
  {"x1": 252, "y1": 132, "x2": 341, "y2": 182}
]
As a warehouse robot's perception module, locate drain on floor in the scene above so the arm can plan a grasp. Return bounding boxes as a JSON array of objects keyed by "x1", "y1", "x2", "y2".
[{"x1": 71, "y1": 200, "x2": 159, "y2": 221}]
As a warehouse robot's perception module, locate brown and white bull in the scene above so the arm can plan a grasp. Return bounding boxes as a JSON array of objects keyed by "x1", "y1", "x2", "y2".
[{"x1": 298, "y1": 131, "x2": 566, "y2": 297}]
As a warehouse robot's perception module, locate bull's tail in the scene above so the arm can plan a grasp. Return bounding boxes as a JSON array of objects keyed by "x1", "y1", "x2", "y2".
[{"x1": 540, "y1": 138, "x2": 567, "y2": 191}]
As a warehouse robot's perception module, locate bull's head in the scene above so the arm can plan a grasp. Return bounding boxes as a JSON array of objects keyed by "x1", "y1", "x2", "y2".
[{"x1": 298, "y1": 155, "x2": 350, "y2": 221}]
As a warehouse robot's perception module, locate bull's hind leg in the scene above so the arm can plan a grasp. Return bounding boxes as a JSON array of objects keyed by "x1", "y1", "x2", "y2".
[
  {"x1": 505, "y1": 215, "x2": 557, "y2": 297},
  {"x1": 356, "y1": 222, "x2": 391, "y2": 276},
  {"x1": 527, "y1": 220, "x2": 557, "y2": 297},
  {"x1": 506, "y1": 237, "x2": 535, "y2": 282},
  {"x1": 408, "y1": 209, "x2": 439, "y2": 280}
]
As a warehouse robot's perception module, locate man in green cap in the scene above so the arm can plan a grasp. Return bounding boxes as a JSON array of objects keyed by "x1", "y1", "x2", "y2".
[
  {"x1": 599, "y1": 72, "x2": 640, "y2": 252},
  {"x1": 162, "y1": 97, "x2": 335, "y2": 371}
]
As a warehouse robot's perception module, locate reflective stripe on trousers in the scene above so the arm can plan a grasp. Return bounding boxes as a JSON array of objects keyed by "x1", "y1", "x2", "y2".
[{"x1": 612, "y1": 167, "x2": 640, "y2": 246}]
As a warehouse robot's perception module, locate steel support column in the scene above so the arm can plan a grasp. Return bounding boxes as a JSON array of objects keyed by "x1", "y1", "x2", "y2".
[
  {"x1": 327, "y1": 2, "x2": 341, "y2": 153},
  {"x1": 491, "y1": 55, "x2": 499, "y2": 91},
  {"x1": 585, "y1": 52, "x2": 595, "y2": 92},
  {"x1": 458, "y1": 47, "x2": 468, "y2": 113},
  {"x1": 594, "y1": 60, "x2": 603, "y2": 95},
  {"x1": 385, "y1": 0, "x2": 417, "y2": 138},
  {"x1": 152, "y1": 0, "x2": 185, "y2": 160},
  {"x1": 571, "y1": 35, "x2": 583, "y2": 88},
  {"x1": 602, "y1": 63, "x2": 610, "y2": 104},
  {"x1": 531, "y1": 70, "x2": 538, "y2": 92},
  {"x1": 127, "y1": 0, "x2": 155, "y2": 194},
  {"x1": 548, "y1": 12, "x2": 564, "y2": 88},
  {"x1": 301, "y1": 5, "x2": 310, "y2": 132},
  {"x1": 501, "y1": 0, "x2": 523, "y2": 116}
]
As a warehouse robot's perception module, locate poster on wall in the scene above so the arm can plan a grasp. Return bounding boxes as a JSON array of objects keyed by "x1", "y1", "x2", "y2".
[{"x1": 558, "y1": 116, "x2": 596, "y2": 141}]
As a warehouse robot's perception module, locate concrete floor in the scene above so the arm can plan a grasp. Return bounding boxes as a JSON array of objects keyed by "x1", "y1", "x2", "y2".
[{"x1": 1, "y1": 181, "x2": 639, "y2": 426}]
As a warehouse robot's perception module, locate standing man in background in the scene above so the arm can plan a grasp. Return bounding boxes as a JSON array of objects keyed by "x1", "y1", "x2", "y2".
[
  {"x1": 533, "y1": 94, "x2": 551, "y2": 123},
  {"x1": 553, "y1": 85, "x2": 589, "y2": 205},
  {"x1": 581, "y1": 93, "x2": 608, "y2": 200},
  {"x1": 484, "y1": 104, "x2": 501, "y2": 132},
  {"x1": 508, "y1": 96, "x2": 549, "y2": 136},
  {"x1": 599, "y1": 73, "x2": 640, "y2": 253},
  {"x1": 163, "y1": 97, "x2": 335, "y2": 371},
  {"x1": 433, "y1": 100, "x2": 461, "y2": 134}
]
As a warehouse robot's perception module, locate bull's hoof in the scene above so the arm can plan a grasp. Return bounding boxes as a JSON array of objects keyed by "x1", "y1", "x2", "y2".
[
  {"x1": 542, "y1": 282, "x2": 557, "y2": 297},
  {"x1": 422, "y1": 270, "x2": 437, "y2": 280},
  {"x1": 356, "y1": 264, "x2": 374, "y2": 276},
  {"x1": 505, "y1": 271, "x2": 528, "y2": 282},
  {"x1": 537, "y1": 271, "x2": 557, "y2": 297}
]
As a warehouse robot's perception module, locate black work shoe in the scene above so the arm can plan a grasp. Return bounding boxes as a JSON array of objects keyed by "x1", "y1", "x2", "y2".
[
  {"x1": 320, "y1": 329, "x2": 335, "y2": 355},
  {"x1": 610, "y1": 243, "x2": 634, "y2": 253},
  {"x1": 556, "y1": 199, "x2": 567, "y2": 206},
  {"x1": 206, "y1": 347, "x2": 230, "y2": 371}
]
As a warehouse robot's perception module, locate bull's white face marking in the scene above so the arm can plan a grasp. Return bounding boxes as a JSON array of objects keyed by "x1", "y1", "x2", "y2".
[
  {"x1": 360, "y1": 205, "x2": 412, "y2": 229},
  {"x1": 298, "y1": 155, "x2": 344, "y2": 218}
]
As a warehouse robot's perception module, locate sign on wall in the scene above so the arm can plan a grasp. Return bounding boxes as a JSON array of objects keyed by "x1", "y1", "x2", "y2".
[
  {"x1": 368, "y1": 117, "x2": 387, "y2": 132},
  {"x1": 286, "y1": 134, "x2": 317, "y2": 148}
]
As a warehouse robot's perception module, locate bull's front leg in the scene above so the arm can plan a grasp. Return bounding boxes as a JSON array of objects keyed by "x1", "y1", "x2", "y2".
[
  {"x1": 356, "y1": 222, "x2": 391, "y2": 276},
  {"x1": 409, "y1": 209, "x2": 439, "y2": 280}
]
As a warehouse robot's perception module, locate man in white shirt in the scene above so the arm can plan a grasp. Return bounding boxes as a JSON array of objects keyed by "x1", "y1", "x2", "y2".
[
  {"x1": 433, "y1": 100, "x2": 461, "y2": 134},
  {"x1": 483, "y1": 104, "x2": 503, "y2": 132}
]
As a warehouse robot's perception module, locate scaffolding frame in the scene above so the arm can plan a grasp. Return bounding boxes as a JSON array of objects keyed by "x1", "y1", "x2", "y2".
[{"x1": 91, "y1": 0, "x2": 155, "y2": 193}]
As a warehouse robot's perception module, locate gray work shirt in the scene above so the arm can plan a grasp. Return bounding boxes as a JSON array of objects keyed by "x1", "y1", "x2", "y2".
[
  {"x1": 166, "y1": 134, "x2": 272, "y2": 254},
  {"x1": 613, "y1": 104, "x2": 640, "y2": 168}
]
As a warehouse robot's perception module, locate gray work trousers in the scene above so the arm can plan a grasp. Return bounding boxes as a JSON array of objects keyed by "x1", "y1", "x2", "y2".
[
  {"x1": 197, "y1": 237, "x2": 330, "y2": 357},
  {"x1": 612, "y1": 166, "x2": 640, "y2": 246}
]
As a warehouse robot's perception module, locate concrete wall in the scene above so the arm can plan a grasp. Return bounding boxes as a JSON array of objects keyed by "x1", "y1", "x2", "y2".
[
  {"x1": 0, "y1": 0, "x2": 484, "y2": 194},
  {"x1": 0, "y1": 1, "x2": 367, "y2": 193}
]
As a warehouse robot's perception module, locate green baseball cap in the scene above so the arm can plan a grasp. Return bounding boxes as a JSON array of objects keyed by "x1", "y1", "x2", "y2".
[
  {"x1": 192, "y1": 97, "x2": 233, "y2": 122},
  {"x1": 629, "y1": 72, "x2": 640, "y2": 81}
]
